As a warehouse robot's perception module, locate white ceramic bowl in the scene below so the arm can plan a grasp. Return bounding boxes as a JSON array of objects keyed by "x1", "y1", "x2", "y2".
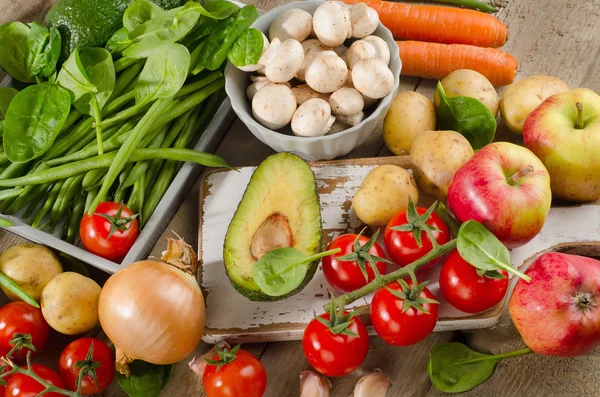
[{"x1": 225, "y1": 0, "x2": 401, "y2": 161}]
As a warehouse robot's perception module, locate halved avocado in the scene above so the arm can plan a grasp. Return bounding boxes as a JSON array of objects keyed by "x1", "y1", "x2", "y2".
[{"x1": 224, "y1": 152, "x2": 322, "y2": 301}]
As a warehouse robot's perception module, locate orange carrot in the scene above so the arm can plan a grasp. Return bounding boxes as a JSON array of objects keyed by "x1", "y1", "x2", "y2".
[
  {"x1": 342, "y1": 0, "x2": 508, "y2": 48},
  {"x1": 397, "y1": 41, "x2": 518, "y2": 86}
]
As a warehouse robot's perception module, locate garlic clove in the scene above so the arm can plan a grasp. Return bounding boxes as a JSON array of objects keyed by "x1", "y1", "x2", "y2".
[
  {"x1": 189, "y1": 341, "x2": 231, "y2": 377},
  {"x1": 351, "y1": 370, "x2": 393, "y2": 397},
  {"x1": 300, "y1": 370, "x2": 332, "y2": 397}
]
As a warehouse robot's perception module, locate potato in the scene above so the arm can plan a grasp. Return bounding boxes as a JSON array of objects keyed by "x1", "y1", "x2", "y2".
[
  {"x1": 500, "y1": 75, "x2": 569, "y2": 134},
  {"x1": 352, "y1": 165, "x2": 419, "y2": 226},
  {"x1": 383, "y1": 91, "x2": 436, "y2": 155},
  {"x1": 411, "y1": 130, "x2": 474, "y2": 200},
  {"x1": 434, "y1": 69, "x2": 499, "y2": 117},
  {"x1": 0, "y1": 244, "x2": 62, "y2": 302},
  {"x1": 41, "y1": 272, "x2": 101, "y2": 335}
]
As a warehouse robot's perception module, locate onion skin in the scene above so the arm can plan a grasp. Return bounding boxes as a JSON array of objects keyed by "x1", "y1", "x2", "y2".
[{"x1": 99, "y1": 257, "x2": 205, "y2": 375}]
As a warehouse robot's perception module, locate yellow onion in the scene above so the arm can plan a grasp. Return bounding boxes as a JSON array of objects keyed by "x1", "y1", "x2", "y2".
[{"x1": 99, "y1": 238, "x2": 205, "y2": 375}]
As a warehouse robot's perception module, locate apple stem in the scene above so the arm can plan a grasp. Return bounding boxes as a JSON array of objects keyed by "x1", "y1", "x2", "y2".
[
  {"x1": 576, "y1": 102, "x2": 585, "y2": 129},
  {"x1": 508, "y1": 165, "x2": 535, "y2": 185}
]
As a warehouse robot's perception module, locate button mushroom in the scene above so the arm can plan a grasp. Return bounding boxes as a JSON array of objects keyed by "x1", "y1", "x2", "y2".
[
  {"x1": 313, "y1": 1, "x2": 351, "y2": 47},
  {"x1": 337, "y1": 111, "x2": 364, "y2": 127},
  {"x1": 305, "y1": 54, "x2": 348, "y2": 93},
  {"x1": 342, "y1": 5, "x2": 353, "y2": 39},
  {"x1": 326, "y1": 119, "x2": 350, "y2": 135},
  {"x1": 329, "y1": 87, "x2": 364, "y2": 116},
  {"x1": 362, "y1": 35, "x2": 390, "y2": 65},
  {"x1": 247, "y1": 76, "x2": 290, "y2": 101},
  {"x1": 233, "y1": 31, "x2": 270, "y2": 72},
  {"x1": 252, "y1": 83, "x2": 297, "y2": 130},
  {"x1": 296, "y1": 40, "x2": 333, "y2": 81},
  {"x1": 292, "y1": 84, "x2": 329, "y2": 105},
  {"x1": 352, "y1": 58, "x2": 394, "y2": 98},
  {"x1": 264, "y1": 38, "x2": 304, "y2": 83},
  {"x1": 350, "y1": 3, "x2": 379, "y2": 38},
  {"x1": 291, "y1": 98, "x2": 336, "y2": 137},
  {"x1": 269, "y1": 8, "x2": 313, "y2": 42},
  {"x1": 346, "y1": 40, "x2": 376, "y2": 70}
]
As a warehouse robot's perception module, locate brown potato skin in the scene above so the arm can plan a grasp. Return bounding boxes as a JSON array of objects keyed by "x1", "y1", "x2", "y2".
[
  {"x1": 410, "y1": 130, "x2": 474, "y2": 200},
  {"x1": 434, "y1": 69, "x2": 499, "y2": 117}
]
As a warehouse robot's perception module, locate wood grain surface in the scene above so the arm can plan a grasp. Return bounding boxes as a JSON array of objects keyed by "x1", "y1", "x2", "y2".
[{"x1": 1, "y1": 0, "x2": 600, "y2": 396}]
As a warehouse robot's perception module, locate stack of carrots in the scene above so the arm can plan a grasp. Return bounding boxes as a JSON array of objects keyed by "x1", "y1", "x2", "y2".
[{"x1": 342, "y1": 0, "x2": 517, "y2": 86}]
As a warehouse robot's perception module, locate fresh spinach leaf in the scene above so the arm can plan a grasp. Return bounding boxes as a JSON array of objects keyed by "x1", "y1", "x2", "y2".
[
  {"x1": 116, "y1": 360, "x2": 174, "y2": 397},
  {"x1": 0, "y1": 22, "x2": 34, "y2": 83},
  {"x1": 57, "y1": 48, "x2": 97, "y2": 98},
  {"x1": 457, "y1": 220, "x2": 531, "y2": 281},
  {"x1": 25, "y1": 22, "x2": 61, "y2": 80},
  {"x1": 428, "y1": 343, "x2": 532, "y2": 393},
  {"x1": 436, "y1": 82, "x2": 496, "y2": 150},
  {"x1": 3, "y1": 82, "x2": 71, "y2": 163},
  {"x1": 106, "y1": 27, "x2": 131, "y2": 54},
  {"x1": 252, "y1": 247, "x2": 340, "y2": 297},
  {"x1": 134, "y1": 43, "x2": 190, "y2": 104},
  {"x1": 228, "y1": 28, "x2": 264, "y2": 67},
  {"x1": 124, "y1": 0, "x2": 166, "y2": 32},
  {"x1": 203, "y1": 0, "x2": 239, "y2": 19},
  {"x1": 192, "y1": 5, "x2": 259, "y2": 73},
  {"x1": 0, "y1": 87, "x2": 18, "y2": 121}
]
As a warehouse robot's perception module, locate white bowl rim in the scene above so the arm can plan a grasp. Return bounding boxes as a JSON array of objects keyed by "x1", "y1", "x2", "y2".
[{"x1": 225, "y1": 0, "x2": 402, "y2": 143}]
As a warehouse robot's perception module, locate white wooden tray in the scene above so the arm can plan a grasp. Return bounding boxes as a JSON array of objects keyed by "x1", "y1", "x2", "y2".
[{"x1": 199, "y1": 156, "x2": 600, "y2": 343}]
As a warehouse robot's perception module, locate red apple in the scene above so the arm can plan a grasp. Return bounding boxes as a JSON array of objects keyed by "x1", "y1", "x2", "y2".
[
  {"x1": 447, "y1": 142, "x2": 551, "y2": 248},
  {"x1": 509, "y1": 252, "x2": 600, "y2": 357},
  {"x1": 523, "y1": 88, "x2": 600, "y2": 202}
]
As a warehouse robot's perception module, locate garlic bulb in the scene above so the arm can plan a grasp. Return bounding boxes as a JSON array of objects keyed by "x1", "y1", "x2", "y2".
[
  {"x1": 300, "y1": 371, "x2": 332, "y2": 397},
  {"x1": 351, "y1": 370, "x2": 393, "y2": 397}
]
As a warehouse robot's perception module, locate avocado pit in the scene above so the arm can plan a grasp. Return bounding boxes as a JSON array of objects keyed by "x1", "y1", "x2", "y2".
[{"x1": 251, "y1": 213, "x2": 294, "y2": 259}]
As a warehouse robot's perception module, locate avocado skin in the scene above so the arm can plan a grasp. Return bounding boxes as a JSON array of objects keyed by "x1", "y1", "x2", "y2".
[{"x1": 45, "y1": 0, "x2": 185, "y2": 62}]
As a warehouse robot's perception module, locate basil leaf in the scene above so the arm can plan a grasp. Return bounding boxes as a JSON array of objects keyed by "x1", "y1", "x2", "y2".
[
  {"x1": 116, "y1": 360, "x2": 173, "y2": 397},
  {"x1": 228, "y1": 28, "x2": 264, "y2": 67},
  {"x1": 457, "y1": 220, "x2": 530, "y2": 281},
  {"x1": 0, "y1": 87, "x2": 19, "y2": 121},
  {"x1": 3, "y1": 82, "x2": 71, "y2": 163},
  {"x1": 436, "y1": 82, "x2": 496, "y2": 150},
  {"x1": 252, "y1": 247, "x2": 310, "y2": 297},
  {"x1": 0, "y1": 22, "x2": 34, "y2": 83},
  {"x1": 124, "y1": 0, "x2": 166, "y2": 32},
  {"x1": 134, "y1": 43, "x2": 190, "y2": 104},
  {"x1": 25, "y1": 22, "x2": 61, "y2": 79}
]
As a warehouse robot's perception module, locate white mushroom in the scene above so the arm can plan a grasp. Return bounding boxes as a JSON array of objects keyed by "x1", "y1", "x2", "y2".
[
  {"x1": 342, "y1": 5, "x2": 353, "y2": 39},
  {"x1": 252, "y1": 83, "x2": 297, "y2": 130},
  {"x1": 291, "y1": 98, "x2": 336, "y2": 137},
  {"x1": 292, "y1": 84, "x2": 329, "y2": 105},
  {"x1": 305, "y1": 54, "x2": 348, "y2": 93},
  {"x1": 269, "y1": 8, "x2": 313, "y2": 42},
  {"x1": 350, "y1": 3, "x2": 379, "y2": 38},
  {"x1": 234, "y1": 31, "x2": 270, "y2": 72},
  {"x1": 312, "y1": 1, "x2": 351, "y2": 47},
  {"x1": 362, "y1": 35, "x2": 390, "y2": 65},
  {"x1": 352, "y1": 58, "x2": 394, "y2": 98},
  {"x1": 326, "y1": 119, "x2": 350, "y2": 135},
  {"x1": 346, "y1": 40, "x2": 376, "y2": 70},
  {"x1": 337, "y1": 111, "x2": 364, "y2": 127},
  {"x1": 296, "y1": 40, "x2": 333, "y2": 81},
  {"x1": 329, "y1": 87, "x2": 364, "y2": 116},
  {"x1": 247, "y1": 76, "x2": 290, "y2": 101},
  {"x1": 264, "y1": 39, "x2": 304, "y2": 83},
  {"x1": 257, "y1": 37, "x2": 282, "y2": 75}
]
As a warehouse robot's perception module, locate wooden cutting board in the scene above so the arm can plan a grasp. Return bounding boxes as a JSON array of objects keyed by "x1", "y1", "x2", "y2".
[{"x1": 198, "y1": 156, "x2": 600, "y2": 343}]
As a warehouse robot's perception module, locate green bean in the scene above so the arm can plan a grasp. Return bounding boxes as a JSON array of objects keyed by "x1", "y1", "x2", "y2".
[
  {"x1": 83, "y1": 169, "x2": 105, "y2": 190},
  {"x1": 52, "y1": 174, "x2": 84, "y2": 224},
  {"x1": 31, "y1": 181, "x2": 63, "y2": 229},
  {"x1": 174, "y1": 71, "x2": 223, "y2": 99},
  {"x1": 114, "y1": 56, "x2": 139, "y2": 73},
  {"x1": 97, "y1": 100, "x2": 152, "y2": 129},
  {"x1": 85, "y1": 188, "x2": 98, "y2": 213},
  {"x1": 0, "y1": 162, "x2": 32, "y2": 180},
  {"x1": 0, "y1": 272, "x2": 39, "y2": 308},
  {"x1": 112, "y1": 60, "x2": 145, "y2": 100},
  {"x1": 143, "y1": 162, "x2": 176, "y2": 224},
  {"x1": 66, "y1": 192, "x2": 86, "y2": 244},
  {"x1": 21, "y1": 183, "x2": 51, "y2": 217},
  {"x1": 0, "y1": 187, "x2": 25, "y2": 201}
]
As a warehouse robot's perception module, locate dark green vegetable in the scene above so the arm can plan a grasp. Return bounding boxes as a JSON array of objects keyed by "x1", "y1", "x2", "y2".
[
  {"x1": 0, "y1": 271, "x2": 39, "y2": 308},
  {"x1": 424, "y1": 0, "x2": 497, "y2": 12},
  {"x1": 436, "y1": 82, "x2": 496, "y2": 150},
  {"x1": 253, "y1": 248, "x2": 341, "y2": 297},
  {"x1": 428, "y1": 343, "x2": 531, "y2": 393},
  {"x1": 227, "y1": 28, "x2": 265, "y2": 68},
  {"x1": 25, "y1": 22, "x2": 61, "y2": 81},
  {"x1": 0, "y1": 22, "x2": 33, "y2": 83},
  {"x1": 116, "y1": 360, "x2": 173, "y2": 397},
  {"x1": 3, "y1": 83, "x2": 72, "y2": 163},
  {"x1": 0, "y1": 88, "x2": 18, "y2": 121},
  {"x1": 124, "y1": 0, "x2": 165, "y2": 32}
]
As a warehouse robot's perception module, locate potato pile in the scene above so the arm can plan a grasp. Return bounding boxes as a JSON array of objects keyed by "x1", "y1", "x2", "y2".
[{"x1": 238, "y1": 1, "x2": 395, "y2": 137}]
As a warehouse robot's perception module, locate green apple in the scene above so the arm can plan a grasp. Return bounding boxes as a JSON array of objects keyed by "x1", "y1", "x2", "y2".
[{"x1": 523, "y1": 88, "x2": 600, "y2": 202}]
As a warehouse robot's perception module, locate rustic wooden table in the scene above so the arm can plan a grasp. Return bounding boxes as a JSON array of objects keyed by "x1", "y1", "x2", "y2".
[{"x1": 2, "y1": 0, "x2": 600, "y2": 395}]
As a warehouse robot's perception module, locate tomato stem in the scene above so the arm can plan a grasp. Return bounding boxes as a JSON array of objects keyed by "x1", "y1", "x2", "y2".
[{"x1": 324, "y1": 239, "x2": 458, "y2": 312}]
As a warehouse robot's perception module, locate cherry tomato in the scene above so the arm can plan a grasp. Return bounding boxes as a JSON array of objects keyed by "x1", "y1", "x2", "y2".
[
  {"x1": 203, "y1": 348, "x2": 267, "y2": 397},
  {"x1": 58, "y1": 338, "x2": 115, "y2": 395},
  {"x1": 370, "y1": 280, "x2": 438, "y2": 346},
  {"x1": 439, "y1": 250, "x2": 509, "y2": 313},
  {"x1": 384, "y1": 208, "x2": 450, "y2": 268},
  {"x1": 322, "y1": 234, "x2": 387, "y2": 293},
  {"x1": 0, "y1": 302, "x2": 49, "y2": 360},
  {"x1": 6, "y1": 364, "x2": 65, "y2": 397},
  {"x1": 302, "y1": 312, "x2": 369, "y2": 377},
  {"x1": 80, "y1": 202, "x2": 139, "y2": 261}
]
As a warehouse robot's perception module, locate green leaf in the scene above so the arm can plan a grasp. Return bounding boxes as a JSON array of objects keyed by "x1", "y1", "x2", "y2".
[
  {"x1": 457, "y1": 220, "x2": 531, "y2": 281},
  {"x1": 252, "y1": 247, "x2": 310, "y2": 297},
  {"x1": 0, "y1": 22, "x2": 34, "y2": 83},
  {"x1": 116, "y1": 361, "x2": 173, "y2": 397},
  {"x1": 0, "y1": 87, "x2": 18, "y2": 121},
  {"x1": 74, "y1": 48, "x2": 116, "y2": 114},
  {"x1": 25, "y1": 22, "x2": 61, "y2": 79},
  {"x1": 57, "y1": 48, "x2": 98, "y2": 100},
  {"x1": 3, "y1": 82, "x2": 71, "y2": 163},
  {"x1": 436, "y1": 82, "x2": 496, "y2": 150},
  {"x1": 203, "y1": 1, "x2": 239, "y2": 19},
  {"x1": 227, "y1": 28, "x2": 264, "y2": 67},
  {"x1": 106, "y1": 27, "x2": 131, "y2": 54},
  {"x1": 124, "y1": 0, "x2": 166, "y2": 32}
]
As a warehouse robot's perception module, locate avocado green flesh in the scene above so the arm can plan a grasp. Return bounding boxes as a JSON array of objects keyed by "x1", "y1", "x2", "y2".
[
  {"x1": 224, "y1": 152, "x2": 322, "y2": 301},
  {"x1": 45, "y1": 0, "x2": 185, "y2": 62}
]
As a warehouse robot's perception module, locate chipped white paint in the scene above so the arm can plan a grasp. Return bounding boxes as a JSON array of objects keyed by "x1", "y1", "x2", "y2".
[{"x1": 199, "y1": 161, "x2": 600, "y2": 343}]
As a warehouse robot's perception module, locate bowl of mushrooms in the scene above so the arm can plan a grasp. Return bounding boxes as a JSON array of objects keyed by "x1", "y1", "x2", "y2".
[{"x1": 225, "y1": 0, "x2": 401, "y2": 161}]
